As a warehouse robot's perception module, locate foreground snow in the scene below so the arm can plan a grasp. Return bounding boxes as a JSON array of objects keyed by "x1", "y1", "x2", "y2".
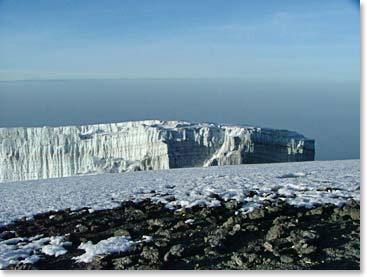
[
  {"x1": 0, "y1": 160, "x2": 360, "y2": 226},
  {"x1": 73, "y1": 236, "x2": 135, "y2": 264},
  {"x1": 0, "y1": 235, "x2": 70, "y2": 269}
]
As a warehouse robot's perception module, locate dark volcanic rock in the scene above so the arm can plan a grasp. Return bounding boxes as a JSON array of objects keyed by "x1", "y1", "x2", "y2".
[{"x1": 0, "y1": 198, "x2": 359, "y2": 270}]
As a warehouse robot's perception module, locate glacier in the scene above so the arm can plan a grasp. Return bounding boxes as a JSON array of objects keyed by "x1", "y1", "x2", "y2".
[{"x1": 0, "y1": 120, "x2": 315, "y2": 182}]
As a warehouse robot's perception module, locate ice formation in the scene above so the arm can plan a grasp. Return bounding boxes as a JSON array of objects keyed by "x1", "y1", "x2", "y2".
[{"x1": 0, "y1": 120, "x2": 315, "y2": 182}]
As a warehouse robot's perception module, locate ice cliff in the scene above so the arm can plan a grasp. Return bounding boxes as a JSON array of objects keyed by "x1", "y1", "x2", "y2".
[{"x1": 0, "y1": 120, "x2": 315, "y2": 182}]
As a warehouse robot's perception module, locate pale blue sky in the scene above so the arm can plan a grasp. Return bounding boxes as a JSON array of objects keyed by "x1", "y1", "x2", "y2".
[
  {"x1": 0, "y1": 0, "x2": 360, "y2": 81},
  {"x1": 0, "y1": 1, "x2": 360, "y2": 159}
]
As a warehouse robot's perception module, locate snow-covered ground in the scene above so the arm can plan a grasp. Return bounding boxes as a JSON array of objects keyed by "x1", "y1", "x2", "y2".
[{"x1": 0, "y1": 160, "x2": 360, "y2": 226}]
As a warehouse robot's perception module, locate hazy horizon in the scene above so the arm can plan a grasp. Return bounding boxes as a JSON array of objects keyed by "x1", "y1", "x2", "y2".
[{"x1": 0, "y1": 79, "x2": 359, "y2": 161}]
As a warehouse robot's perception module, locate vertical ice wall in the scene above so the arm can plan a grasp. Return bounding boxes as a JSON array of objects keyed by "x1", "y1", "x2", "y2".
[{"x1": 0, "y1": 120, "x2": 315, "y2": 182}]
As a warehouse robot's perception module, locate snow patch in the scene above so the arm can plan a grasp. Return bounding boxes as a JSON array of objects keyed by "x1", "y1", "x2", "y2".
[
  {"x1": 41, "y1": 236, "x2": 71, "y2": 257},
  {"x1": 142, "y1": 235, "x2": 153, "y2": 242},
  {"x1": 279, "y1": 172, "x2": 307, "y2": 178},
  {"x1": 73, "y1": 236, "x2": 135, "y2": 264},
  {"x1": 0, "y1": 235, "x2": 70, "y2": 269}
]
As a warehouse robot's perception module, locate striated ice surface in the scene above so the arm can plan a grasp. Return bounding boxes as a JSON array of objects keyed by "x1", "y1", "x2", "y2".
[
  {"x1": 0, "y1": 120, "x2": 315, "y2": 182},
  {"x1": 0, "y1": 159, "x2": 359, "y2": 226}
]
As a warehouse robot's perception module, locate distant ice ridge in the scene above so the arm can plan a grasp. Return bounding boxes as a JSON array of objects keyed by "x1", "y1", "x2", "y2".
[{"x1": 0, "y1": 120, "x2": 315, "y2": 182}]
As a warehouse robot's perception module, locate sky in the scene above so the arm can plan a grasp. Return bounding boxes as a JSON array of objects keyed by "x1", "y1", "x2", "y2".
[
  {"x1": 0, "y1": 1, "x2": 360, "y2": 160},
  {"x1": 0, "y1": 0, "x2": 360, "y2": 81}
]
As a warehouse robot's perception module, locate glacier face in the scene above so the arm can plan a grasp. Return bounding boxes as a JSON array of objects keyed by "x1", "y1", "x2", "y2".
[{"x1": 0, "y1": 120, "x2": 315, "y2": 182}]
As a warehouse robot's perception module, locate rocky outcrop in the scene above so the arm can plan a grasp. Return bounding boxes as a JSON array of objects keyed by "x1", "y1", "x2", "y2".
[
  {"x1": 0, "y1": 198, "x2": 360, "y2": 270},
  {"x1": 0, "y1": 120, "x2": 315, "y2": 182}
]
